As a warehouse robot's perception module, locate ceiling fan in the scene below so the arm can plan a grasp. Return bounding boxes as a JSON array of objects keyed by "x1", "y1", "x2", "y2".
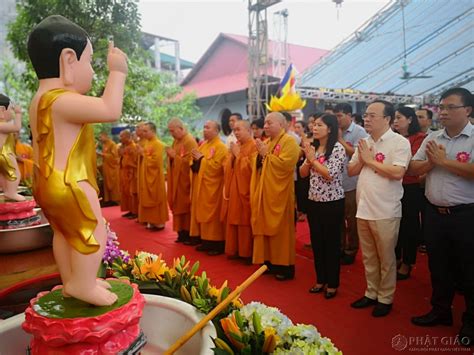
[{"x1": 399, "y1": 1, "x2": 432, "y2": 80}]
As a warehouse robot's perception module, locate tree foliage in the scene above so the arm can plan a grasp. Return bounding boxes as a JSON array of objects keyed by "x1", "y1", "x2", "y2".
[{"x1": 5, "y1": 0, "x2": 201, "y2": 139}]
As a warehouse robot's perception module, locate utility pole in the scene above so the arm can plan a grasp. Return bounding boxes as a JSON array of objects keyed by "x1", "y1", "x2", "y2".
[{"x1": 248, "y1": 0, "x2": 281, "y2": 121}]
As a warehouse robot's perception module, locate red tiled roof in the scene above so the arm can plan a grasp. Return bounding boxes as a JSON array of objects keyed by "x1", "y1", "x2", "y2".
[{"x1": 181, "y1": 33, "x2": 328, "y2": 99}]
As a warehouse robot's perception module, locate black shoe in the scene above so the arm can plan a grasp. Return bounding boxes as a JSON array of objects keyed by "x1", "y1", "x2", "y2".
[
  {"x1": 325, "y1": 289, "x2": 337, "y2": 299},
  {"x1": 372, "y1": 302, "x2": 392, "y2": 317},
  {"x1": 351, "y1": 296, "x2": 377, "y2": 308},
  {"x1": 397, "y1": 264, "x2": 412, "y2": 280},
  {"x1": 195, "y1": 244, "x2": 211, "y2": 252},
  {"x1": 340, "y1": 253, "x2": 355, "y2": 265},
  {"x1": 126, "y1": 213, "x2": 138, "y2": 219},
  {"x1": 208, "y1": 250, "x2": 223, "y2": 256},
  {"x1": 459, "y1": 323, "x2": 474, "y2": 347},
  {"x1": 309, "y1": 285, "x2": 325, "y2": 293},
  {"x1": 275, "y1": 273, "x2": 294, "y2": 281},
  {"x1": 184, "y1": 238, "x2": 201, "y2": 246},
  {"x1": 411, "y1": 311, "x2": 453, "y2": 327},
  {"x1": 122, "y1": 212, "x2": 133, "y2": 218}
]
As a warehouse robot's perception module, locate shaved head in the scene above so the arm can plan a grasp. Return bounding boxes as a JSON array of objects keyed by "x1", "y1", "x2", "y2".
[
  {"x1": 203, "y1": 120, "x2": 220, "y2": 140},
  {"x1": 119, "y1": 129, "x2": 131, "y2": 144},
  {"x1": 264, "y1": 112, "x2": 286, "y2": 138},
  {"x1": 234, "y1": 120, "x2": 252, "y2": 143},
  {"x1": 168, "y1": 117, "x2": 187, "y2": 140}
]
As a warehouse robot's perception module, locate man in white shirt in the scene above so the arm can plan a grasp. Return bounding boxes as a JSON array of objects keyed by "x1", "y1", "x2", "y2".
[
  {"x1": 225, "y1": 112, "x2": 242, "y2": 148},
  {"x1": 348, "y1": 100, "x2": 411, "y2": 317}
]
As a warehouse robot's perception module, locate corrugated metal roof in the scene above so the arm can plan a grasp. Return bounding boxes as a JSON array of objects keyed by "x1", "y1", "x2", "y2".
[{"x1": 300, "y1": 0, "x2": 473, "y2": 96}]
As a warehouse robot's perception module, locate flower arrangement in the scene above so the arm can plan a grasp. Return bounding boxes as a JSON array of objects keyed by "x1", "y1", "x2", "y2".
[
  {"x1": 102, "y1": 226, "x2": 341, "y2": 354},
  {"x1": 213, "y1": 302, "x2": 342, "y2": 354}
]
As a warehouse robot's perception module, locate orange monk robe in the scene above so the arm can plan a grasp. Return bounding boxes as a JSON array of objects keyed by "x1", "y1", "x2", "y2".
[
  {"x1": 138, "y1": 137, "x2": 169, "y2": 225},
  {"x1": 190, "y1": 137, "x2": 227, "y2": 241},
  {"x1": 101, "y1": 139, "x2": 120, "y2": 202},
  {"x1": 167, "y1": 133, "x2": 198, "y2": 232},
  {"x1": 135, "y1": 138, "x2": 147, "y2": 205},
  {"x1": 221, "y1": 139, "x2": 257, "y2": 258},
  {"x1": 15, "y1": 141, "x2": 34, "y2": 184},
  {"x1": 250, "y1": 130, "x2": 300, "y2": 266},
  {"x1": 119, "y1": 141, "x2": 138, "y2": 213}
]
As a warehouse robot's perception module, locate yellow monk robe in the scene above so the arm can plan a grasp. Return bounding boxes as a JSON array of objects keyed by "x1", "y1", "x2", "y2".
[
  {"x1": 101, "y1": 138, "x2": 120, "y2": 202},
  {"x1": 167, "y1": 133, "x2": 197, "y2": 232},
  {"x1": 135, "y1": 138, "x2": 147, "y2": 208},
  {"x1": 15, "y1": 140, "x2": 34, "y2": 184},
  {"x1": 190, "y1": 137, "x2": 227, "y2": 241},
  {"x1": 250, "y1": 130, "x2": 300, "y2": 266},
  {"x1": 138, "y1": 137, "x2": 168, "y2": 225},
  {"x1": 221, "y1": 139, "x2": 257, "y2": 257},
  {"x1": 119, "y1": 141, "x2": 138, "y2": 213}
]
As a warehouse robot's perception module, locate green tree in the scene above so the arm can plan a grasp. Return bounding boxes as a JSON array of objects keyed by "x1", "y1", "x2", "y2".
[{"x1": 5, "y1": 0, "x2": 201, "y2": 139}]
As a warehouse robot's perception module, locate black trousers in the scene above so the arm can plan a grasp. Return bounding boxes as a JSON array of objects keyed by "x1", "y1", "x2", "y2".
[
  {"x1": 425, "y1": 204, "x2": 474, "y2": 326},
  {"x1": 307, "y1": 198, "x2": 345, "y2": 288},
  {"x1": 395, "y1": 183, "x2": 422, "y2": 265}
]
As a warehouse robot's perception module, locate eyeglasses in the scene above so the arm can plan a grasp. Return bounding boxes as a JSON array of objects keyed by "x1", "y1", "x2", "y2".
[{"x1": 437, "y1": 105, "x2": 466, "y2": 111}]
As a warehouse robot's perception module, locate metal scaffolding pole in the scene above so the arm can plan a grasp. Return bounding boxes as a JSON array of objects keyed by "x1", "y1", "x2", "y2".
[{"x1": 248, "y1": 0, "x2": 280, "y2": 121}]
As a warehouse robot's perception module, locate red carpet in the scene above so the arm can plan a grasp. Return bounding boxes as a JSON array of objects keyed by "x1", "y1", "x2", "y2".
[{"x1": 103, "y1": 206, "x2": 469, "y2": 354}]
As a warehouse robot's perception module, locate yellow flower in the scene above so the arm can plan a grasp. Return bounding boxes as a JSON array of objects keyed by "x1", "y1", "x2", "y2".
[
  {"x1": 138, "y1": 255, "x2": 169, "y2": 280},
  {"x1": 263, "y1": 328, "x2": 279, "y2": 353},
  {"x1": 221, "y1": 315, "x2": 245, "y2": 350},
  {"x1": 208, "y1": 286, "x2": 219, "y2": 298},
  {"x1": 232, "y1": 297, "x2": 243, "y2": 309}
]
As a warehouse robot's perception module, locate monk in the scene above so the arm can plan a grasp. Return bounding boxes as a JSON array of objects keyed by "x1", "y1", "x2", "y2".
[
  {"x1": 221, "y1": 120, "x2": 257, "y2": 261},
  {"x1": 251, "y1": 112, "x2": 300, "y2": 280},
  {"x1": 15, "y1": 134, "x2": 34, "y2": 185},
  {"x1": 166, "y1": 118, "x2": 197, "y2": 243},
  {"x1": 188, "y1": 120, "x2": 227, "y2": 255},
  {"x1": 118, "y1": 129, "x2": 138, "y2": 219},
  {"x1": 137, "y1": 121, "x2": 168, "y2": 230},
  {"x1": 98, "y1": 131, "x2": 120, "y2": 205}
]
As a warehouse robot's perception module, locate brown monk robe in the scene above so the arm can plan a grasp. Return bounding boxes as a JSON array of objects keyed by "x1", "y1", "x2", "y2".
[
  {"x1": 118, "y1": 129, "x2": 138, "y2": 219},
  {"x1": 251, "y1": 112, "x2": 300, "y2": 280},
  {"x1": 188, "y1": 120, "x2": 227, "y2": 255},
  {"x1": 98, "y1": 131, "x2": 120, "y2": 204},
  {"x1": 166, "y1": 118, "x2": 198, "y2": 243},
  {"x1": 14, "y1": 134, "x2": 34, "y2": 184},
  {"x1": 137, "y1": 122, "x2": 168, "y2": 230},
  {"x1": 221, "y1": 120, "x2": 257, "y2": 260}
]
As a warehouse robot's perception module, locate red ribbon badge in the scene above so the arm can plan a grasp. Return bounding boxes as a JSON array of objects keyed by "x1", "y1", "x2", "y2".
[
  {"x1": 180, "y1": 145, "x2": 185, "y2": 157},
  {"x1": 456, "y1": 151, "x2": 470, "y2": 163},
  {"x1": 208, "y1": 148, "x2": 215, "y2": 159},
  {"x1": 273, "y1": 144, "x2": 281, "y2": 156},
  {"x1": 317, "y1": 155, "x2": 326, "y2": 164},
  {"x1": 375, "y1": 152, "x2": 385, "y2": 163}
]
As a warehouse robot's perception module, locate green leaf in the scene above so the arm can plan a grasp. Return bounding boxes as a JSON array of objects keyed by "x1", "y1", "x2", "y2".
[{"x1": 190, "y1": 261, "x2": 200, "y2": 277}]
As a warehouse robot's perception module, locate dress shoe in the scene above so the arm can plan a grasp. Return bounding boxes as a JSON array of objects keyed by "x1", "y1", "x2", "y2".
[
  {"x1": 184, "y1": 238, "x2": 201, "y2": 246},
  {"x1": 397, "y1": 264, "x2": 412, "y2": 280},
  {"x1": 147, "y1": 223, "x2": 165, "y2": 231},
  {"x1": 275, "y1": 273, "x2": 294, "y2": 281},
  {"x1": 351, "y1": 296, "x2": 377, "y2": 308},
  {"x1": 309, "y1": 285, "x2": 325, "y2": 293},
  {"x1": 126, "y1": 213, "x2": 138, "y2": 219},
  {"x1": 411, "y1": 311, "x2": 453, "y2": 327},
  {"x1": 195, "y1": 244, "x2": 211, "y2": 252},
  {"x1": 325, "y1": 289, "x2": 337, "y2": 299},
  {"x1": 122, "y1": 212, "x2": 133, "y2": 218},
  {"x1": 207, "y1": 250, "x2": 223, "y2": 256},
  {"x1": 372, "y1": 302, "x2": 392, "y2": 317},
  {"x1": 459, "y1": 323, "x2": 473, "y2": 347},
  {"x1": 340, "y1": 253, "x2": 355, "y2": 265}
]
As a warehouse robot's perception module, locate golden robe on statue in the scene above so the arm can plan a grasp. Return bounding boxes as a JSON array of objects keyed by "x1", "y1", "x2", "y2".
[
  {"x1": 167, "y1": 133, "x2": 197, "y2": 232},
  {"x1": 190, "y1": 137, "x2": 227, "y2": 241},
  {"x1": 250, "y1": 130, "x2": 300, "y2": 266},
  {"x1": 101, "y1": 138, "x2": 120, "y2": 202},
  {"x1": 0, "y1": 134, "x2": 18, "y2": 181},
  {"x1": 33, "y1": 89, "x2": 99, "y2": 254},
  {"x1": 119, "y1": 140, "x2": 138, "y2": 214},
  {"x1": 221, "y1": 139, "x2": 257, "y2": 258},
  {"x1": 138, "y1": 137, "x2": 168, "y2": 225}
]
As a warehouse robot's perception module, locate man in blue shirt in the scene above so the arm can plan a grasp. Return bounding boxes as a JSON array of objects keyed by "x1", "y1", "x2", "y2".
[{"x1": 409, "y1": 87, "x2": 474, "y2": 347}]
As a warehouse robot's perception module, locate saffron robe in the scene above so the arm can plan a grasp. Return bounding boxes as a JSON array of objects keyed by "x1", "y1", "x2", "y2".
[
  {"x1": 167, "y1": 133, "x2": 197, "y2": 232},
  {"x1": 15, "y1": 141, "x2": 34, "y2": 184},
  {"x1": 101, "y1": 139, "x2": 120, "y2": 202},
  {"x1": 250, "y1": 130, "x2": 300, "y2": 266},
  {"x1": 119, "y1": 141, "x2": 138, "y2": 213},
  {"x1": 190, "y1": 136, "x2": 227, "y2": 241},
  {"x1": 138, "y1": 137, "x2": 168, "y2": 225},
  {"x1": 221, "y1": 139, "x2": 257, "y2": 257}
]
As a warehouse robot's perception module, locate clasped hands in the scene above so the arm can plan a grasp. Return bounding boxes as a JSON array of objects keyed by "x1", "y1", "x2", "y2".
[
  {"x1": 165, "y1": 147, "x2": 176, "y2": 159},
  {"x1": 191, "y1": 148, "x2": 203, "y2": 160},
  {"x1": 425, "y1": 140, "x2": 446, "y2": 166},
  {"x1": 255, "y1": 139, "x2": 268, "y2": 157}
]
